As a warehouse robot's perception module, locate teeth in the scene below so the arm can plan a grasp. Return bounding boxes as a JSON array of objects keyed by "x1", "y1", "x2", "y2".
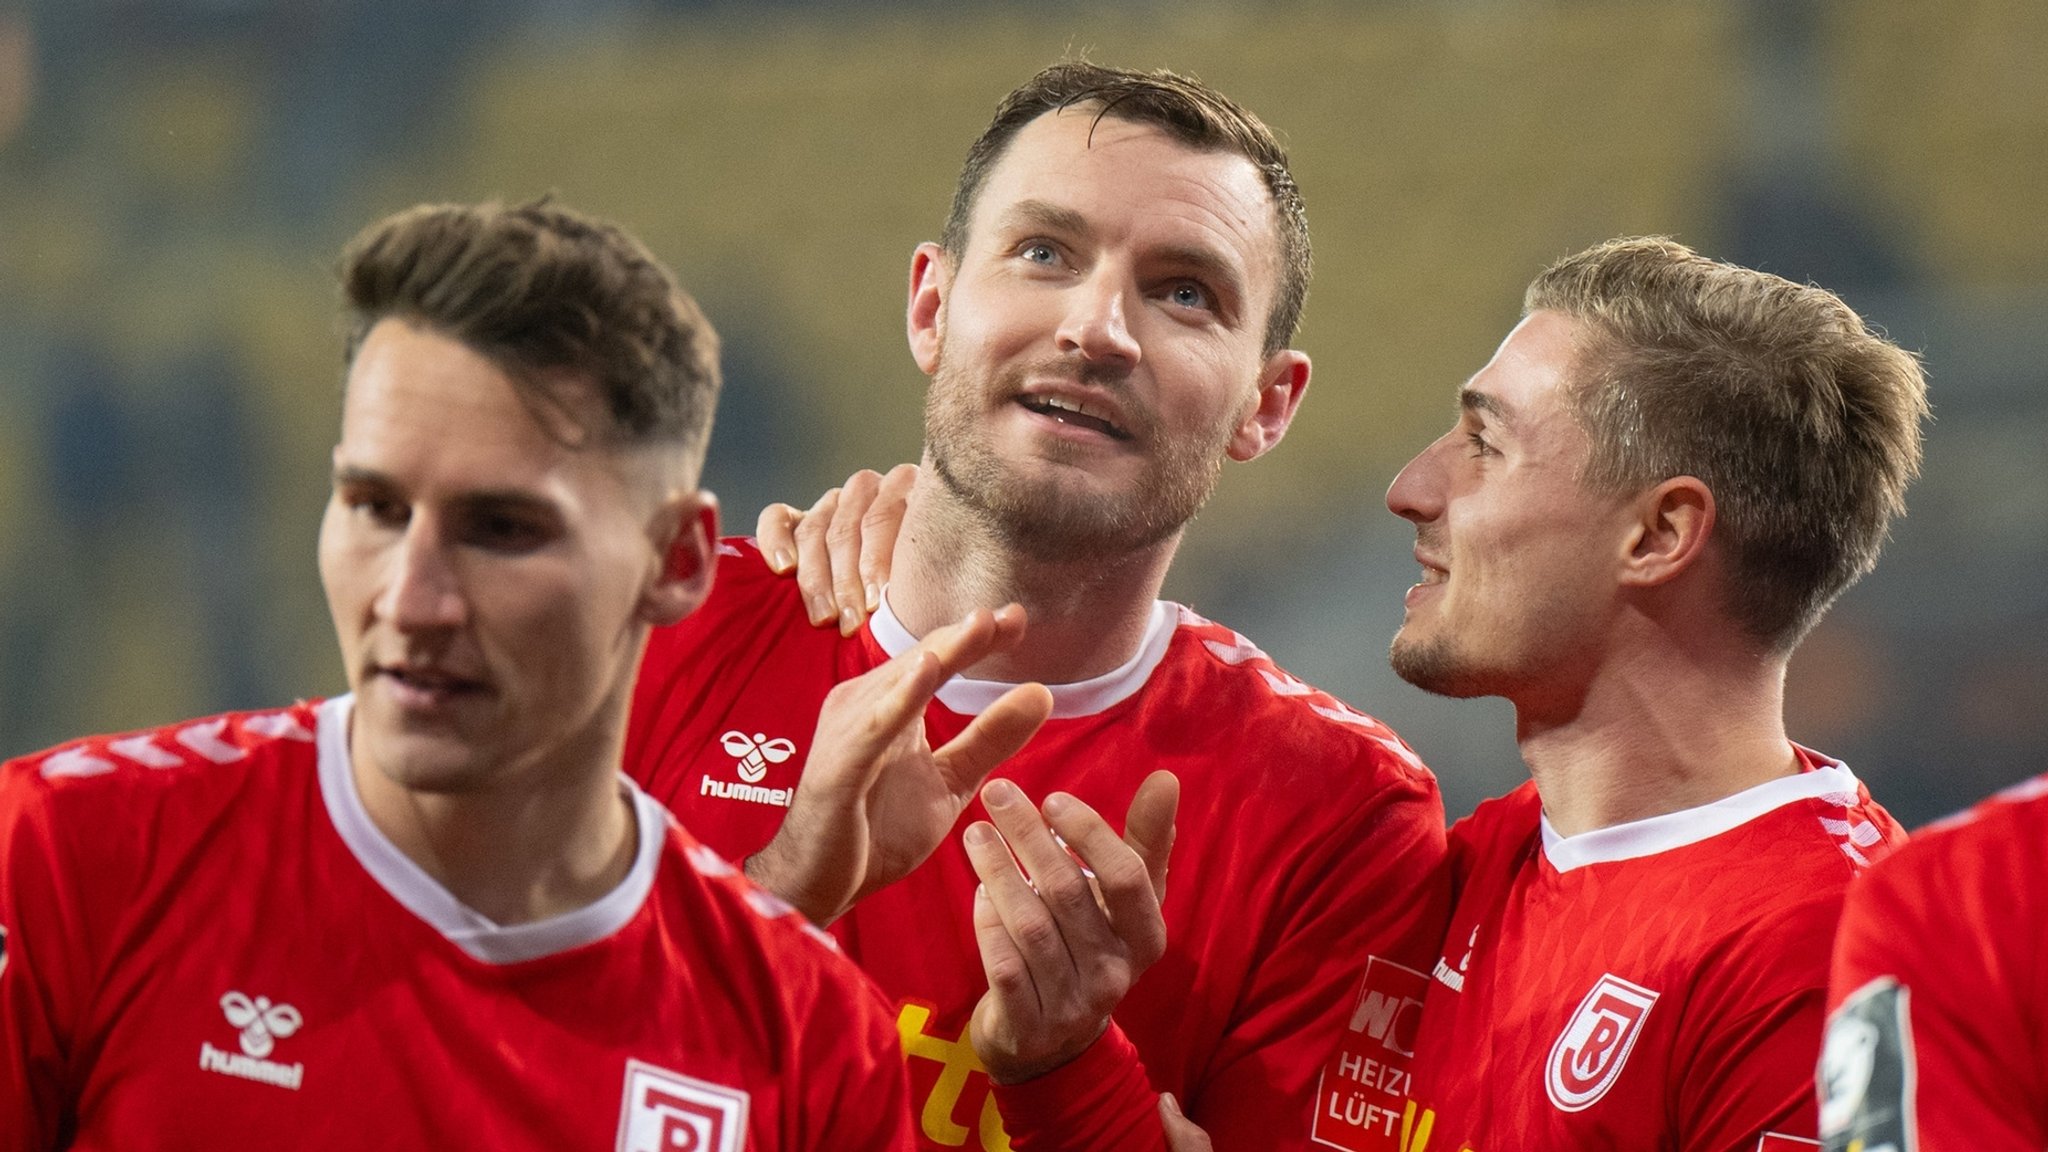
[{"x1": 1040, "y1": 395, "x2": 1094, "y2": 418}]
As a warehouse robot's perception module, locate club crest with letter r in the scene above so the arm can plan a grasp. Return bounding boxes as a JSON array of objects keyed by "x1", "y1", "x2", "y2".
[
  {"x1": 1546, "y1": 973, "x2": 1659, "y2": 1111},
  {"x1": 616, "y1": 1059, "x2": 748, "y2": 1152}
]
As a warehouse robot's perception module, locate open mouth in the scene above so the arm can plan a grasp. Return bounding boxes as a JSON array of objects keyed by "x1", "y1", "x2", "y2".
[
  {"x1": 1017, "y1": 394, "x2": 1132, "y2": 441},
  {"x1": 376, "y1": 665, "x2": 487, "y2": 701}
]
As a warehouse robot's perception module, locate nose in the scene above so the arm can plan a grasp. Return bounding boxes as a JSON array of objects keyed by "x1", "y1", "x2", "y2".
[
  {"x1": 1385, "y1": 435, "x2": 1448, "y2": 526},
  {"x1": 1055, "y1": 271, "x2": 1141, "y2": 370},
  {"x1": 377, "y1": 515, "x2": 468, "y2": 632}
]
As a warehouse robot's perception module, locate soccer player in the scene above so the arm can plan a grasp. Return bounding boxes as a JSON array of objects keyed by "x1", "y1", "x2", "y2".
[
  {"x1": 0, "y1": 199, "x2": 968, "y2": 1149},
  {"x1": 1366, "y1": 237, "x2": 1928, "y2": 1150},
  {"x1": 1819, "y1": 773, "x2": 2048, "y2": 1151},
  {"x1": 624, "y1": 63, "x2": 1448, "y2": 1151}
]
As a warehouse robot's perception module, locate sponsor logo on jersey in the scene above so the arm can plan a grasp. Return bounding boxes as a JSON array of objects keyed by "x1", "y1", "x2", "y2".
[
  {"x1": 199, "y1": 991, "x2": 305, "y2": 1090},
  {"x1": 1817, "y1": 977, "x2": 1915, "y2": 1152},
  {"x1": 1545, "y1": 973, "x2": 1658, "y2": 1112},
  {"x1": 896, "y1": 1002, "x2": 1012, "y2": 1150},
  {"x1": 700, "y1": 731, "x2": 797, "y2": 807},
  {"x1": 1313, "y1": 956, "x2": 1429, "y2": 1150},
  {"x1": 615, "y1": 1059, "x2": 748, "y2": 1152}
]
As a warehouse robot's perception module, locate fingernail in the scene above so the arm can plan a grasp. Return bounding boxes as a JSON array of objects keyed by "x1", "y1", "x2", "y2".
[
  {"x1": 1161, "y1": 1092, "x2": 1182, "y2": 1117},
  {"x1": 984, "y1": 779, "x2": 1022, "y2": 809},
  {"x1": 865, "y1": 582, "x2": 881, "y2": 611},
  {"x1": 772, "y1": 549, "x2": 794, "y2": 573},
  {"x1": 1042, "y1": 792, "x2": 1073, "y2": 818},
  {"x1": 810, "y1": 594, "x2": 833, "y2": 624},
  {"x1": 964, "y1": 823, "x2": 995, "y2": 847},
  {"x1": 839, "y1": 605, "x2": 862, "y2": 635}
]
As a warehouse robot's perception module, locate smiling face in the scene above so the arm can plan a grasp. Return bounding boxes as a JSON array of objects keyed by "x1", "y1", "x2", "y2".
[
  {"x1": 1384, "y1": 310, "x2": 1637, "y2": 703},
  {"x1": 319, "y1": 318, "x2": 704, "y2": 795},
  {"x1": 912, "y1": 107, "x2": 1307, "y2": 562}
]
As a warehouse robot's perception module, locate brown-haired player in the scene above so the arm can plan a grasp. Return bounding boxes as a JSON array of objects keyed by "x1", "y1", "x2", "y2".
[
  {"x1": 0, "y1": 198, "x2": 1058, "y2": 1148},
  {"x1": 623, "y1": 62, "x2": 1447, "y2": 1151}
]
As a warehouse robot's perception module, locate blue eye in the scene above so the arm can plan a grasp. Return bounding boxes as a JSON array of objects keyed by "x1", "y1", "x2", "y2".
[
  {"x1": 1021, "y1": 242, "x2": 1058, "y2": 264},
  {"x1": 1169, "y1": 282, "x2": 1210, "y2": 310}
]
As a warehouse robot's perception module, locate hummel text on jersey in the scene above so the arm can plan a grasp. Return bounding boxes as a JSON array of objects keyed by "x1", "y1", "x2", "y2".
[{"x1": 699, "y1": 776, "x2": 793, "y2": 807}]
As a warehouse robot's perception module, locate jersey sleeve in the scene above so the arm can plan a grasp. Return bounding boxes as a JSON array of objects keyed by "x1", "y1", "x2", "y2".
[
  {"x1": 991, "y1": 1022, "x2": 1167, "y2": 1152},
  {"x1": 1197, "y1": 754, "x2": 1450, "y2": 1152},
  {"x1": 0, "y1": 755, "x2": 98, "y2": 1152},
  {"x1": 804, "y1": 973, "x2": 919, "y2": 1152},
  {"x1": 1820, "y1": 828, "x2": 2046, "y2": 1152}
]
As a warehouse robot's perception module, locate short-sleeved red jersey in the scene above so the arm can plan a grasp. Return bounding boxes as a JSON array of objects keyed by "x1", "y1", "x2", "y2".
[
  {"x1": 626, "y1": 540, "x2": 1449, "y2": 1152},
  {"x1": 1820, "y1": 773, "x2": 2048, "y2": 1152},
  {"x1": 1396, "y1": 751, "x2": 1902, "y2": 1152},
  {"x1": 0, "y1": 696, "x2": 913, "y2": 1152}
]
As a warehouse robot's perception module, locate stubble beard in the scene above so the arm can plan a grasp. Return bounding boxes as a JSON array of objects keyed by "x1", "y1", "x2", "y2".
[
  {"x1": 1388, "y1": 627, "x2": 1494, "y2": 699},
  {"x1": 922, "y1": 349, "x2": 1227, "y2": 566}
]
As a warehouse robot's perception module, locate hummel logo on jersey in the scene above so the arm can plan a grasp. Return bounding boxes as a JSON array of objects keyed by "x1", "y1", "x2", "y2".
[
  {"x1": 701, "y1": 731, "x2": 798, "y2": 807},
  {"x1": 616, "y1": 1059, "x2": 748, "y2": 1152},
  {"x1": 1546, "y1": 973, "x2": 1658, "y2": 1112},
  {"x1": 199, "y1": 991, "x2": 306, "y2": 1091},
  {"x1": 719, "y1": 731, "x2": 795, "y2": 783}
]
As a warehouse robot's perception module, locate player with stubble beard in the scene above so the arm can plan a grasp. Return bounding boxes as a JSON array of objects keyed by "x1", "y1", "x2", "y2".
[{"x1": 623, "y1": 63, "x2": 1448, "y2": 1152}]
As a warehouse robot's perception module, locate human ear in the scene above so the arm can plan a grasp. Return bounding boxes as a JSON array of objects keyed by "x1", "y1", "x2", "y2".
[
  {"x1": 1226, "y1": 350, "x2": 1311, "y2": 462},
  {"x1": 907, "y1": 242, "x2": 951, "y2": 376},
  {"x1": 1620, "y1": 476, "x2": 1714, "y2": 587},
  {"x1": 641, "y1": 490, "x2": 720, "y2": 626}
]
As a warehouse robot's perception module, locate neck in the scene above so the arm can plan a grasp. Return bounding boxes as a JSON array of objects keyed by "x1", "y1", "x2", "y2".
[
  {"x1": 887, "y1": 471, "x2": 1178, "y2": 684},
  {"x1": 349, "y1": 709, "x2": 638, "y2": 926},
  {"x1": 1514, "y1": 635, "x2": 1799, "y2": 839}
]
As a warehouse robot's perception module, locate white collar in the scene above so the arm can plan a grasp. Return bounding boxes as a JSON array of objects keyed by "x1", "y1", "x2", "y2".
[
  {"x1": 315, "y1": 695, "x2": 668, "y2": 964},
  {"x1": 868, "y1": 591, "x2": 1177, "y2": 719},
  {"x1": 1539, "y1": 752, "x2": 1862, "y2": 873}
]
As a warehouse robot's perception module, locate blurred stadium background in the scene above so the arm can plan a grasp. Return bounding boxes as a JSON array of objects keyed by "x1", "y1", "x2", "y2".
[{"x1": 1, "y1": 0, "x2": 2044, "y2": 824}]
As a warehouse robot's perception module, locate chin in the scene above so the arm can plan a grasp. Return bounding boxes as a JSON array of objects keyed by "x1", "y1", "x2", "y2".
[
  {"x1": 1389, "y1": 633, "x2": 1498, "y2": 700},
  {"x1": 356, "y1": 727, "x2": 499, "y2": 795}
]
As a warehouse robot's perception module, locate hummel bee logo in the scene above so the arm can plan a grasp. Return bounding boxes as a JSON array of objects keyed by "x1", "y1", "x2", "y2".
[
  {"x1": 199, "y1": 990, "x2": 306, "y2": 1090},
  {"x1": 222, "y1": 991, "x2": 301, "y2": 1058},
  {"x1": 719, "y1": 731, "x2": 795, "y2": 784}
]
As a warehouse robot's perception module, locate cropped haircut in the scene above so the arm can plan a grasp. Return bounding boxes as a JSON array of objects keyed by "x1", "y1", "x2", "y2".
[
  {"x1": 1528, "y1": 237, "x2": 1929, "y2": 652},
  {"x1": 340, "y1": 199, "x2": 720, "y2": 468},
  {"x1": 941, "y1": 61, "x2": 1311, "y2": 358}
]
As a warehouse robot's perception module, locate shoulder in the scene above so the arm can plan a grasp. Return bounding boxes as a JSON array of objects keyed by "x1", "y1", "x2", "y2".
[
  {"x1": 1158, "y1": 604, "x2": 1438, "y2": 793},
  {"x1": 4, "y1": 701, "x2": 323, "y2": 813},
  {"x1": 650, "y1": 819, "x2": 885, "y2": 1009},
  {"x1": 1841, "y1": 772, "x2": 2048, "y2": 952}
]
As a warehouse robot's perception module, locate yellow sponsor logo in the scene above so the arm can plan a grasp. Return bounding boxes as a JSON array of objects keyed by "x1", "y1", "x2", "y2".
[{"x1": 896, "y1": 1003, "x2": 1012, "y2": 1151}]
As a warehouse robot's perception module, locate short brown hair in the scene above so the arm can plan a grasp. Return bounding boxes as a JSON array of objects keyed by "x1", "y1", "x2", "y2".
[
  {"x1": 1528, "y1": 236, "x2": 1929, "y2": 651},
  {"x1": 942, "y1": 61, "x2": 1310, "y2": 358},
  {"x1": 340, "y1": 199, "x2": 720, "y2": 466}
]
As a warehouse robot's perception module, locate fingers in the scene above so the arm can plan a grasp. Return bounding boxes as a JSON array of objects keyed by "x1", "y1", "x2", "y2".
[
  {"x1": 1123, "y1": 770, "x2": 1180, "y2": 904},
  {"x1": 1040, "y1": 787, "x2": 1168, "y2": 969},
  {"x1": 793, "y1": 486, "x2": 842, "y2": 627},
  {"x1": 755, "y1": 503, "x2": 805, "y2": 574},
  {"x1": 967, "y1": 827, "x2": 1036, "y2": 1008},
  {"x1": 934, "y1": 682, "x2": 1052, "y2": 796},
  {"x1": 858, "y1": 463, "x2": 916, "y2": 611},
  {"x1": 912, "y1": 602, "x2": 1029, "y2": 684},
  {"x1": 1158, "y1": 1094, "x2": 1214, "y2": 1152},
  {"x1": 828, "y1": 469, "x2": 882, "y2": 634},
  {"x1": 980, "y1": 780, "x2": 1124, "y2": 977}
]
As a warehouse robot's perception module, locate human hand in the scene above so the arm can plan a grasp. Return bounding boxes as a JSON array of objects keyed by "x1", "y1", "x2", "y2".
[
  {"x1": 756, "y1": 463, "x2": 916, "y2": 635},
  {"x1": 745, "y1": 604, "x2": 1052, "y2": 925},
  {"x1": 965, "y1": 770, "x2": 1179, "y2": 1084},
  {"x1": 1158, "y1": 1093, "x2": 1212, "y2": 1151}
]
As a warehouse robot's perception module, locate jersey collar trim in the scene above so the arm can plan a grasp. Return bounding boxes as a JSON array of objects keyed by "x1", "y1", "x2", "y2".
[
  {"x1": 316, "y1": 694, "x2": 669, "y2": 965},
  {"x1": 868, "y1": 591, "x2": 1178, "y2": 719},
  {"x1": 1539, "y1": 748, "x2": 1860, "y2": 873}
]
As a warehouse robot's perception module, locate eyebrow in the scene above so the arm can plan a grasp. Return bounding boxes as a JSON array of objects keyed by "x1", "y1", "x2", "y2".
[
  {"x1": 1000, "y1": 199, "x2": 1094, "y2": 242},
  {"x1": 332, "y1": 465, "x2": 561, "y2": 517},
  {"x1": 1459, "y1": 387, "x2": 1516, "y2": 430}
]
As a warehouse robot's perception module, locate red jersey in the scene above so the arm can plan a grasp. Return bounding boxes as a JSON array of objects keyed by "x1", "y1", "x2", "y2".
[
  {"x1": 1395, "y1": 751, "x2": 1902, "y2": 1152},
  {"x1": 1820, "y1": 772, "x2": 2048, "y2": 1152},
  {"x1": 0, "y1": 696, "x2": 913, "y2": 1152},
  {"x1": 626, "y1": 540, "x2": 1449, "y2": 1152}
]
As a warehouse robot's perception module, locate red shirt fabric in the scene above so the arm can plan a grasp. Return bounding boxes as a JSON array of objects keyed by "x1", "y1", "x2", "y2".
[
  {"x1": 626, "y1": 540, "x2": 1449, "y2": 1152},
  {"x1": 1397, "y1": 751, "x2": 1902, "y2": 1152},
  {"x1": 0, "y1": 696, "x2": 912, "y2": 1152},
  {"x1": 1821, "y1": 773, "x2": 2048, "y2": 1152}
]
